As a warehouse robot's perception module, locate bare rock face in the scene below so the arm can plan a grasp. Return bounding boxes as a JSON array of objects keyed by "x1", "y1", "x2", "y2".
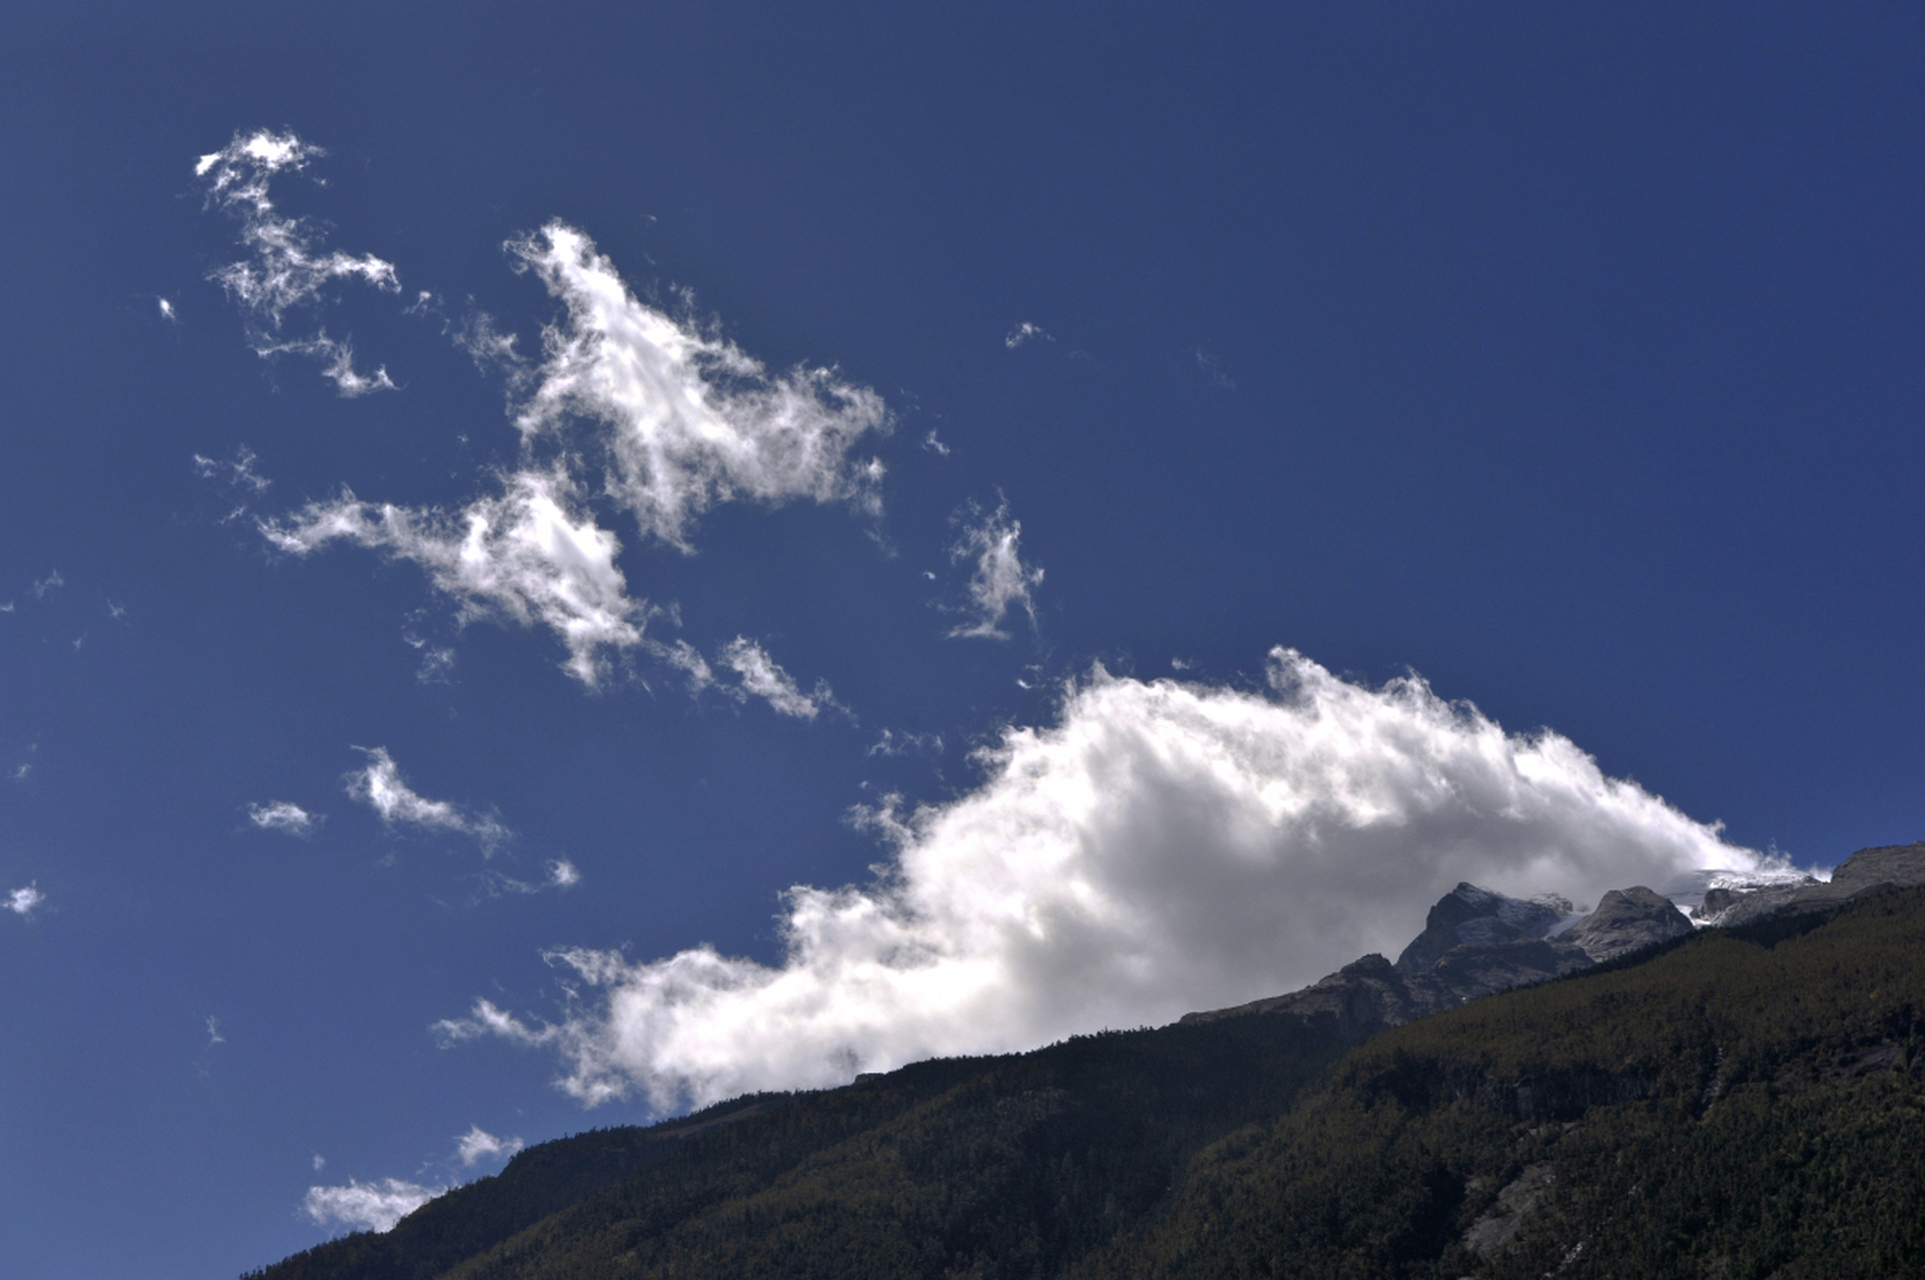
[
  {"x1": 1394, "y1": 883, "x2": 1575, "y2": 973},
  {"x1": 1696, "y1": 882, "x2": 1807, "y2": 927},
  {"x1": 1417, "y1": 936, "x2": 1594, "y2": 1007},
  {"x1": 1810, "y1": 840, "x2": 1925, "y2": 899},
  {"x1": 1698, "y1": 841, "x2": 1925, "y2": 926},
  {"x1": 1183, "y1": 842, "x2": 1925, "y2": 1038},
  {"x1": 1563, "y1": 886, "x2": 1695, "y2": 963},
  {"x1": 1187, "y1": 884, "x2": 1593, "y2": 1030}
]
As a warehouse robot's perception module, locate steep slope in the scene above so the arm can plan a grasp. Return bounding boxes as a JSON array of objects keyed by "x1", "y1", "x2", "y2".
[
  {"x1": 1698, "y1": 839, "x2": 1925, "y2": 926},
  {"x1": 242, "y1": 864, "x2": 1925, "y2": 1280},
  {"x1": 1092, "y1": 886, "x2": 1925, "y2": 1278},
  {"x1": 246, "y1": 1010, "x2": 1354, "y2": 1280},
  {"x1": 1393, "y1": 883, "x2": 1574, "y2": 973},
  {"x1": 1185, "y1": 878, "x2": 1693, "y2": 1034}
]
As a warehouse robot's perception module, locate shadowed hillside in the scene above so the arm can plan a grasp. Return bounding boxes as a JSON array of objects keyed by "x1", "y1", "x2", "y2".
[{"x1": 247, "y1": 885, "x2": 1925, "y2": 1280}]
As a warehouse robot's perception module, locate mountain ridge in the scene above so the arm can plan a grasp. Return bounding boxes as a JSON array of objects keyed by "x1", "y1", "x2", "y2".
[{"x1": 243, "y1": 842, "x2": 1925, "y2": 1280}]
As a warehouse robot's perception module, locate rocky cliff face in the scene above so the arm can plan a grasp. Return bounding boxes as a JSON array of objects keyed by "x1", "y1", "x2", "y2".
[
  {"x1": 1393, "y1": 883, "x2": 1575, "y2": 973},
  {"x1": 1696, "y1": 840, "x2": 1925, "y2": 926},
  {"x1": 1191, "y1": 876, "x2": 1718, "y2": 1029},
  {"x1": 1564, "y1": 886, "x2": 1694, "y2": 962},
  {"x1": 1186, "y1": 840, "x2": 1925, "y2": 1034}
]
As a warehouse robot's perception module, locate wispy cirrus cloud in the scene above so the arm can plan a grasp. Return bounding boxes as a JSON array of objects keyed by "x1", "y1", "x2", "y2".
[
  {"x1": 475, "y1": 858, "x2": 583, "y2": 900},
  {"x1": 946, "y1": 499, "x2": 1043, "y2": 640},
  {"x1": 510, "y1": 222, "x2": 890, "y2": 550},
  {"x1": 196, "y1": 129, "x2": 400, "y2": 396},
  {"x1": 193, "y1": 446, "x2": 274, "y2": 524},
  {"x1": 867, "y1": 728, "x2": 943, "y2": 758},
  {"x1": 248, "y1": 800, "x2": 321, "y2": 836},
  {"x1": 345, "y1": 747, "x2": 509, "y2": 853},
  {"x1": 1193, "y1": 347, "x2": 1235, "y2": 391},
  {"x1": 717, "y1": 637, "x2": 840, "y2": 720},
  {"x1": 1004, "y1": 321, "x2": 1052, "y2": 350},
  {"x1": 194, "y1": 445, "x2": 271, "y2": 495},
  {"x1": 241, "y1": 210, "x2": 890, "y2": 691},
  {"x1": 263, "y1": 466, "x2": 648, "y2": 687},
  {"x1": 439, "y1": 648, "x2": 1783, "y2": 1113}
]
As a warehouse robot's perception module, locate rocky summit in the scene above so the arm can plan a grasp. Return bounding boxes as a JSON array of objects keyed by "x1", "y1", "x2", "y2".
[
  {"x1": 1697, "y1": 840, "x2": 1925, "y2": 927},
  {"x1": 1393, "y1": 882, "x2": 1575, "y2": 973},
  {"x1": 1187, "y1": 875, "x2": 1696, "y2": 1035}
]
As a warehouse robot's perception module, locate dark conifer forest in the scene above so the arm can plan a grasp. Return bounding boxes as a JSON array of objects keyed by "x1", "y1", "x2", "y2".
[{"x1": 246, "y1": 887, "x2": 1925, "y2": 1279}]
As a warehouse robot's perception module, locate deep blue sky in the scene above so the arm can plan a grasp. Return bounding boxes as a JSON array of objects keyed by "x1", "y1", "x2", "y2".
[{"x1": 4, "y1": 4, "x2": 1923, "y2": 1276}]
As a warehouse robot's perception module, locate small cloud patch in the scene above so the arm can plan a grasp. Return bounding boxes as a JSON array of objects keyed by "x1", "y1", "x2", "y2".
[
  {"x1": 945, "y1": 499, "x2": 1044, "y2": 641},
  {"x1": 248, "y1": 800, "x2": 321, "y2": 837},
  {"x1": 455, "y1": 1125, "x2": 524, "y2": 1167},
  {"x1": 304, "y1": 1178, "x2": 442, "y2": 1235},
  {"x1": 345, "y1": 747, "x2": 509, "y2": 853}
]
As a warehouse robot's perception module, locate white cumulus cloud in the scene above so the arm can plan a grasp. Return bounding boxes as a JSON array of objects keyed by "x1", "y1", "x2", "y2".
[
  {"x1": 947, "y1": 499, "x2": 1043, "y2": 640},
  {"x1": 345, "y1": 747, "x2": 509, "y2": 852},
  {"x1": 248, "y1": 800, "x2": 320, "y2": 836},
  {"x1": 6, "y1": 884, "x2": 43, "y2": 917},
  {"x1": 197, "y1": 129, "x2": 400, "y2": 396},
  {"x1": 303, "y1": 1178, "x2": 442, "y2": 1234},
  {"x1": 509, "y1": 222, "x2": 891, "y2": 550},
  {"x1": 438, "y1": 648, "x2": 1780, "y2": 1113},
  {"x1": 455, "y1": 1124, "x2": 525, "y2": 1167}
]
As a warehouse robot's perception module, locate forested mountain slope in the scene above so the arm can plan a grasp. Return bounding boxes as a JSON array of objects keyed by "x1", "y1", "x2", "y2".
[
  {"x1": 245, "y1": 1009, "x2": 1354, "y2": 1280},
  {"x1": 246, "y1": 886, "x2": 1925, "y2": 1280},
  {"x1": 1093, "y1": 887, "x2": 1925, "y2": 1278}
]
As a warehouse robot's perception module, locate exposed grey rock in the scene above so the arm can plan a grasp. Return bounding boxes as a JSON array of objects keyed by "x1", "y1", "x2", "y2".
[
  {"x1": 1563, "y1": 886, "x2": 1695, "y2": 963},
  {"x1": 1802, "y1": 840, "x2": 1925, "y2": 901},
  {"x1": 1186, "y1": 884, "x2": 1592, "y2": 1031},
  {"x1": 1182, "y1": 847, "x2": 1923, "y2": 1032},
  {"x1": 1462, "y1": 1162, "x2": 1555, "y2": 1260},
  {"x1": 1417, "y1": 936, "x2": 1594, "y2": 1007},
  {"x1": 1697, "y1": 841, "x2": 1925, "y2": 926},
  {"x1": 1696, "y1": 882, "x2": 1806, "y2": 927},
  {"x1": 1395, "y1": 882, "x2": 1575, "y2": 974}
]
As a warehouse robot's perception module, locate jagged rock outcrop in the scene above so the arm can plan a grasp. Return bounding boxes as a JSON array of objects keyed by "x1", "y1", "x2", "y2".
[
  {"x1": 1563, "y1": 885, "x2": 1695, "y2": 962},
  {"x1": 1419, "y1": 935, "x2": 1593, "y2": 1005},
  {"x1": 1394, "y1": 882, "x2": 1574, "y2": 973},
  {"x1": 1188, "y1": 884, "x2": 1598, "y2": 1029},
  {"x1": 1697, "y1": 881, "x2": 1807, "y2": 926},
  {"x1": 1698, "y1": 841, "x2": 1925, "y2": 926},
  {"x1": 1190, "y1": 879, "x2": 1717, "y2": 1030},
  {"x1": 1800, "y1": 839, "x2": 1925, "y2": 901},
  {"x1": 1187, "y1": 849, "x2": 1925, "y2": 1034}
]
